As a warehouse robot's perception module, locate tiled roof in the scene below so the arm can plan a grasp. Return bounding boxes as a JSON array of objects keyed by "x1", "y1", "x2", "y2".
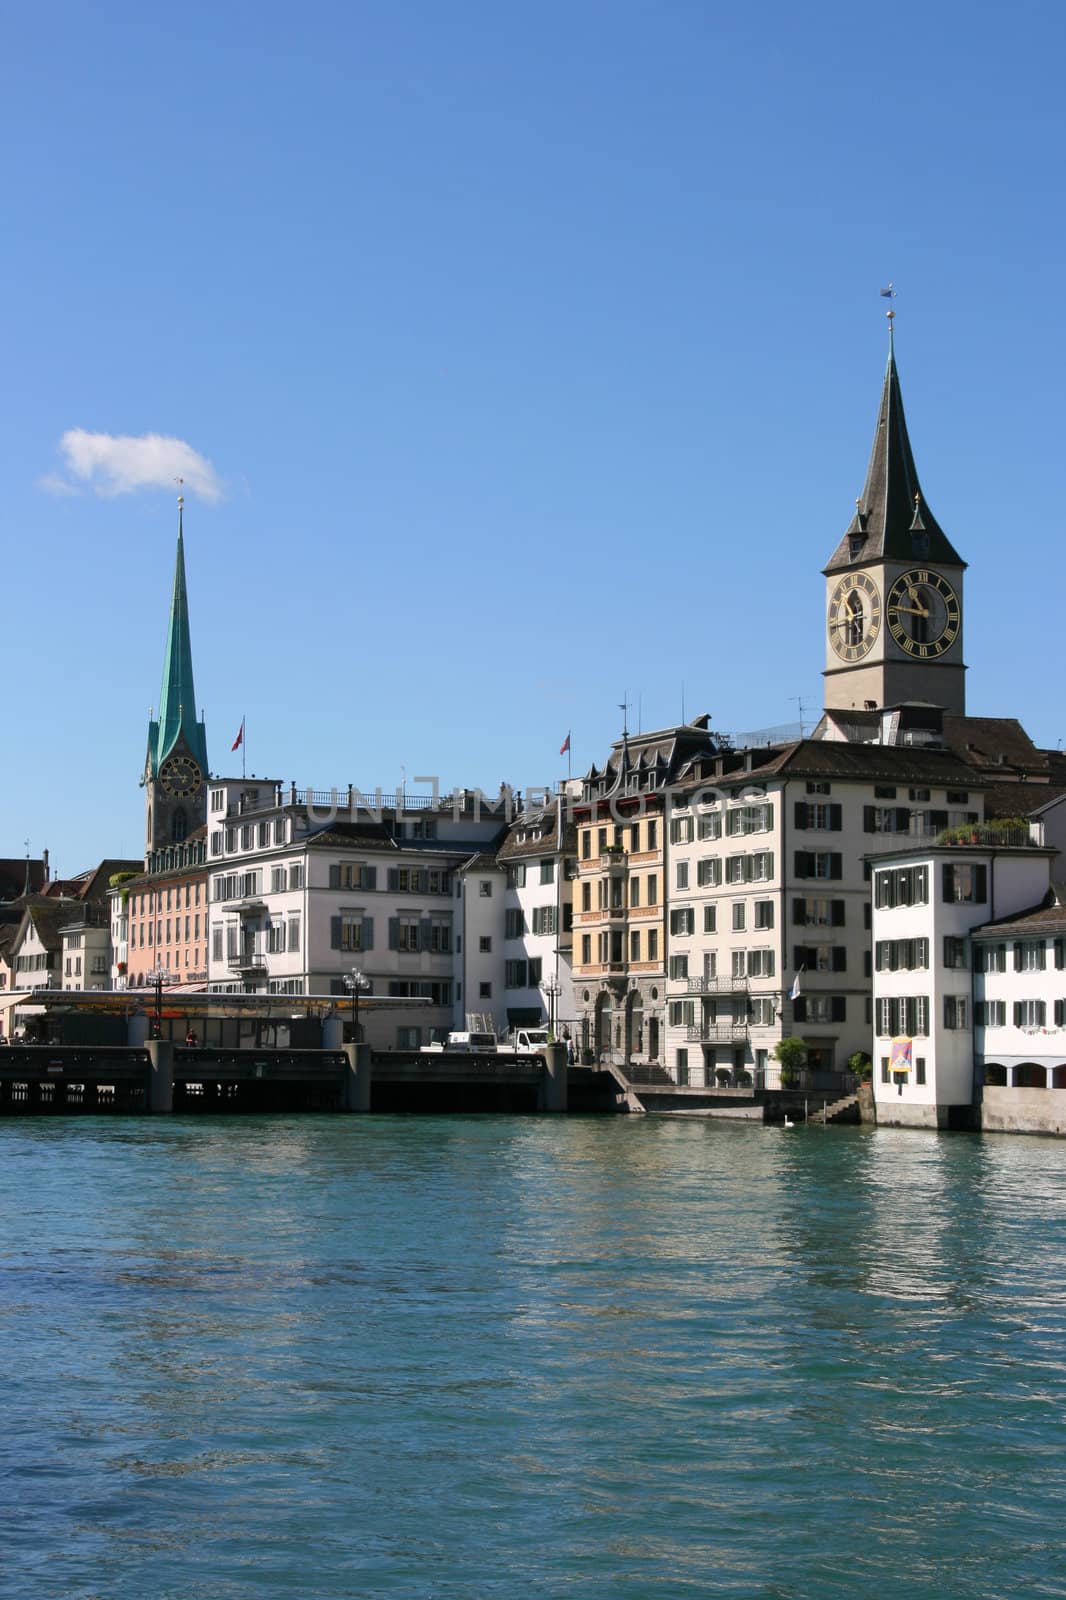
[
  {"x1": 722, "y1": 739, "x2": 985, "y2": 789},
  {"x1": 980, "y1": 781, "x2": 1066, "y2": 821},
  {"x1": 941, "y1": 715, "x2": 1050, "y2": 776},
  {"x1": 973, "y1": 894, "x2": 1066, "y2": 937},
  {"x1": 497, "y1": 807, "x2": 577, "y2": 862}
]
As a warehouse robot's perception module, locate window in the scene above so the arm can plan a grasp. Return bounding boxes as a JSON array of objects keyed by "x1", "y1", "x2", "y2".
[
  {"x1": 726, "y1": 803, "x2": 773, "y2": 836},
  {"x1": 668, "y1": 1001, "x2": 694, "y2": 1027},
  {"x1": 669, "y1": 955, "x2": 688, "y2": 980},
  {"x1": 750, "y1": 996, "x2": 776, "y2": 1027},
  {"x1": 332, "y1": 915, "x2": 372, "y2": 952},
  {"x1": 505, "y1": 960, "x2": 528, "y2": 988},
  {"x1": 212, "y1": 927, "x2": 223, "y2": 961},
  {"x1": 676, "y1": 861, "x2": 689, "y2": 890},
  {"x1": 528, "y1": 958, "x2": 542, "y2": 984},
  {"x1": 946, "y1": 790, "x2": 969, "y2": 804},
  {"x1": 1014, "y1": 999, "x2": 1047, "y2": 1028},
  {"x1": 865, "y1": 805, "x2": 910, "y2": 834},
  {"x1": 975, "y1": 943, "x2": 1006, "y2": 973},
  {"x1": 697, "y1": 858, "x2": 722, "y2": 887},
  {"x1": 271, "y1": 867, "x2": 286, "y2": 892},
  {"x1": 505, "y1": 909, "x2": 525, "y2": 939},
  {"x1": 875, "y1": 938, "x2": 929, "y2": 971},
  {"x1": 581, "y1": 831, "x2": 592, "y2": 860},
  {"x1": 581, "y1": 935, "x2": 591, "y2": 963},
  {"x1": 288, "y1": 916, "x2": 300, "y2": 951},
  {"x1": 647, "y1": 928, "x2": 658, "y2": 962},
  {"x1": 942, "y1": 863, "x2": 987, "y2": 905},
  {"x1": 909, "y1": 788, "x2": 931, "y2": 802},
  {"x1": 875, "y1": 996, "x2": 930, "y2": 1036},
  {"x1": 732, "y1": 949, "x2": 747, "y2": 979},
  {"x1": 794, "y1": 896, "x2": 845, "y2": 928},
  {"x1": 397, "y1": 1026, "x2": 422, "y2": 1050},
  {"x1": 806, "y1": 781, "x2": 830, "y2": 795},
  {"x1": 396, "y1": 917, "x2": 421, "y2": 952},
  {"x1": 1013, "y1": 941, "x2": 1046, "y2": 972},
  {"x1": 703, "y1": 905, "x2": 717, "y2": 934},
  {"x1": 647, "y1": 821, "x2": 658, "y2": 850},
  {"x1": 732, "y1": 902, "x2": 746, "y2": 932},
  {"x1": 647, "y1": 875, "x2": 658, "y2": 905},
  {"x1": 875, "y1": 865, "x2": 930, "y2": 908},
  {"x1": 976, "y1": 1000, "x2": 1006, "y2": 1027},
  {"x1": 726, "y1": 855, "x2": 746, "y2": 885},
  {"x1": 532, "y1": 906, "x2": 558, "y2": 936},
  {"x1": 795, "y1": 994, "x2": 845, "y2": 1024},
  {"x1": 943, "y1": 936, "x2": 968, "y2": 969},
  {"x1": 630, "y1": 930, "x2": 641, "y2": 962},
  {"x1": 676, "y1": 1048, "x2": 689, "y2": 1083},
  {"x1": 670, "y1": 816, "x2": 694, "y2": 844},
  {"x1": 881, "y1": 1056, "x2": 891, "y2": 1083},
  {"x1": 540, "y1": 861, "x2": 555, "y2": 885},
  {"x1": 479, "y1": 880, "x2": 493, "y2": 898},
  {"x1": 795, "y1": 851, "x2": 843, "y2": 881},
  {"x1": 479, "y1": 982, "x2": 492, "y2": 998},
  {"x1": 915, "y1": 1057, "x2": 927, "y2": 1085},
  {"x1": 479, "y1": 936, "x2": 492, "y2": 953},
  {"x1": 698, "y1": 812, "x2": 722, "y2": 841},
  {"x1": 748, "y1": 949, "x2": 775, "y2": 978},
  {"x1": 670, "y1": 908, "x2": 695, "y2": 936},
  {"x1": 794, "y1": 801, "x2": 841, "y2": 830},
  {"x1": 267, "y1": 921, "x2": 287, "y2": 953},
  {"x1": 506, "y1": 863, "x2": 527, "y2": 889},
  {"x1": 874, "y1": 785, "x2": 897, "y2": 799},
  {"x1": 944, "y1": 995, "x2": 968, "y2": 1030},
  {"x1": 274, "y1": 819, "x2": 287, "y2": 845},
  {"x1": 754, "y1": 900, "x2": 774, "y2": 930}
]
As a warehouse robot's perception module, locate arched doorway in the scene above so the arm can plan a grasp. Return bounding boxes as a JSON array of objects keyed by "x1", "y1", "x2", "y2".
[
  {"x1": 1015, "y1": 1062, "x2": 1047, "y2": 1089},
  {"x1": 1053, "y1": 1065, "x2": 1066, "y2": 1089},
  {"x1": 625, "y1": 990, "x2": 644, "y2": 1061},
  {"x1": 595, "y1": 992, "x2": 613, "y2": 1060},
  {"x1": 983, "y1": 1063, "x2": 1007, "y2": 1086}
]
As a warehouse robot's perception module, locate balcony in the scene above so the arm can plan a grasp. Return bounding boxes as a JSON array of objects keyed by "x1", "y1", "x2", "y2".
[
  {"x1": 686, "y1": 1022, "x2": 749, "y2": 1043},
  {"x1": 687, "y1": 975, "x2": 749, "y2": 994},
  {"x1": 228, "y1": 949, "x2": 268, "y2": 975}
]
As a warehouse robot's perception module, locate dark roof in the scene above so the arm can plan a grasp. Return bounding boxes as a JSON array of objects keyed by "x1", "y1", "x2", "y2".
[
  {"x1": 980, "y1": 781, "x2": 1066, "y2": 822},
  {"x1": 824, "y1": 340, "x2": 964, "y2": 574},
  {"x1": 307, "y1": 821, "x2": 399, "y2": 852},
  {"x1": 498, "y1": 804, "x2": 577, "y2": 862},
  {"x1": 0, "y1": 859, "x2": 47, "y2": 900},
  {"x1": 973, "y1": 893, "x2": 1066, "y2": 938},
  {"x1": 719, "y1": 738, "x2": 985, "y2": 789},
  {"x1": 941, "y1": 715, "x2": 1051, "y2": 778},
  {"x1": 459, "y1": 852, "x2": 503, "y2": 874}
]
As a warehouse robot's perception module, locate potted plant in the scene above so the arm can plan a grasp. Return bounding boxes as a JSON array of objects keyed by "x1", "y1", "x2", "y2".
[
  {"x1": 848, "y1": 1050, "x2": 872, "y2": 1083},
  {"x1": 772, "y1": 1035, "x2": 807, "y2": 1088}
]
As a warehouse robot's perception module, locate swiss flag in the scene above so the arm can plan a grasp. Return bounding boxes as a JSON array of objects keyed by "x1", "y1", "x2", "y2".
[
  {"x1": 559, "y1": 731, "x2": 571, "y2": 756},
  {"x1": 231, "y1": 719, "x2": 244, "y2": 752}
]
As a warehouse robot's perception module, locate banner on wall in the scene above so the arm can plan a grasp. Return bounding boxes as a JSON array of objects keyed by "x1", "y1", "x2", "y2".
[{"x1": 891, "y1": 1037, "x2": 913, "y2": 1074}]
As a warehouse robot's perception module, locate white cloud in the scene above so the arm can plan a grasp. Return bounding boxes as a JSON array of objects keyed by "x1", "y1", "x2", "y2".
[{"x1": 41, "y1": 429, "x2": 223, "y2": 502}]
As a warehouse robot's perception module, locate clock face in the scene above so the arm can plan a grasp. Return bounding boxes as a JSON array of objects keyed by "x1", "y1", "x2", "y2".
[
  {"x1": 828, "y1": 572, "x2": 881, "y2": 661},
  {"x1": 886, "y1": 569, "x2": 960, "y2": 658},
  {"x1": 159, "y1": 754, "x2": 203, "y2": 799}
]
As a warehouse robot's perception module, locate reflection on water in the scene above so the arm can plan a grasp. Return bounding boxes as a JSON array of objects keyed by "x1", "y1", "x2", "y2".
[{"x1": 3, "y1": 1117, "x2": 1066, "y2": 1598}]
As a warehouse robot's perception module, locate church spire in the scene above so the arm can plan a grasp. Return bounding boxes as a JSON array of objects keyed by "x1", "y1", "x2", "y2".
[
  {"x1": 824, "y1": 326, "x2": 965, "y2": 574},
  {"x1": 147, "y1": 497, "x2": 209, "y2": 777}
]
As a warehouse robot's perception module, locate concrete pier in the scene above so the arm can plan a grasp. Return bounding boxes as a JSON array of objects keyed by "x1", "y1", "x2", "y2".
[
  {"x1": 541, "y1": 1043, "x2": 568, "y2": 1112},
  {"x1": 342, "y1": 1042, "x2": 372, "y2": 1111},
  {"x1": 146, "y1": 1039, "x2": 174, "y2": 1113}
]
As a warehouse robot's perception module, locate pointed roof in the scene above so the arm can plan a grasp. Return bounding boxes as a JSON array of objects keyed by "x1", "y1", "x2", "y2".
[
  {"x1": 147, "y1": 500, "x2": 209, "y2": 777},
  {"x1": 825, "y1": 331, "x2": 965, "y2": 574}
]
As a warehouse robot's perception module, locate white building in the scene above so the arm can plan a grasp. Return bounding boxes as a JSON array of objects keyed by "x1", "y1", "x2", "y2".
[
  {"x1": 205, "y1": 779, "x2": 512, "y2": 1049},
  {"x1": 870, "y1": 831, "x2": 1054, "y2": 1128},
  {"x1": 498, "y1": 796, "x2": 577, "y2": 1041}
]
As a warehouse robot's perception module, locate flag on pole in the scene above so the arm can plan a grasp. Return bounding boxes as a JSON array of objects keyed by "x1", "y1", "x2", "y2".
[
  {"x1": 789, "y1": 969, "x2": 803, "y2": 1002},
  {"x1": 231, "y1": 719, "x2": 245, "y2": 752},
  {"x1": 559, "y1": 731, "x2": 571, "y2": 756},
  {"x1": 879, "y1": 284, "x2": 896, "y2": 298}
]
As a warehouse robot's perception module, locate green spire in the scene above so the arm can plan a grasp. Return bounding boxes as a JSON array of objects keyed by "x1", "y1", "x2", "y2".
[{"x1": 148, "y1": 498, "x2": 209, "y2": 777}]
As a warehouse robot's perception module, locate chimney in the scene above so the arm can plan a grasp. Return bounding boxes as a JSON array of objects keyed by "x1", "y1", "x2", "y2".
[{"x1": 42, "y1": 848, "x2": 49, "y2": 882}]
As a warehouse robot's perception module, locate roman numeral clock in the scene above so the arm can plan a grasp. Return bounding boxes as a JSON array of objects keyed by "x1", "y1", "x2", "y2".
[{"x1": 885, "y1": 569, "x2": 960, "y2": 659}]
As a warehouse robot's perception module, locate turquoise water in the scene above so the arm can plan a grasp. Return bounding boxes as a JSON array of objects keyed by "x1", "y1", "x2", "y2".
[{"x1": 3, "y1": 1116, "x2": 1066, "y2": 1599}]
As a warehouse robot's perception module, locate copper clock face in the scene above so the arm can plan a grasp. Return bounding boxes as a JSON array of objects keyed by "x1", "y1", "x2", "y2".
[
  {"x1": 828, "y1": 572, "x2": 881, "y2": 660},
  {"x1": 159, "y1": 754, "x2": 203, "y2": 798},
  {"x1": 886, "y1": 569, "x2": 960, "y2": 658}
]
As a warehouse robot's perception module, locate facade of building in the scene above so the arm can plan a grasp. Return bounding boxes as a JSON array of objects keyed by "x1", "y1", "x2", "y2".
[
  {"x1": 118, "y1": 831, "x2": 210, "y2": 992},
  {"x1": 498, "y1": 795, "x2": 577, "y2": 1040},
  {"x1": 204, "y1": 779, "x2": 511, "y2": 1048}
]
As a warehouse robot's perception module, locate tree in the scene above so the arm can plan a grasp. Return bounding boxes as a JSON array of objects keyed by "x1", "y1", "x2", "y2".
[
  {"x1": 848, "y1": 1050, "x2": 873, "y2": 1082},
  {"x1": 772, "y1": 1035, "x2": 807, "y2": 1087}
]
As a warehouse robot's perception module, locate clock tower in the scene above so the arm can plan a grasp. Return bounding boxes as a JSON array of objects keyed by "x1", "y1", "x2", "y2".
[
  {"x1": 143, "y1": 497, "x2": 210, "y2": 860},
  {"x1": 823, "y1": 318, "x2": 967, "y2": 715}
]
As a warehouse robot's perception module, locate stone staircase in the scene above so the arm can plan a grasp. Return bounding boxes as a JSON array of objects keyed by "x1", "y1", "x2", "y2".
[{"x1": 804, "y1": 1092, "x2": 859, "y2": 1125}]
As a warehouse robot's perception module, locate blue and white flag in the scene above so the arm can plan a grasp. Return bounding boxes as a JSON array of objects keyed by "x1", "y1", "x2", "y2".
[
  {"x1": 879, "y1": 284, "x2": 896, "y2": 298},
  {"x1": 789, "y1": 970, "x2": 803, "y2": 1002}
]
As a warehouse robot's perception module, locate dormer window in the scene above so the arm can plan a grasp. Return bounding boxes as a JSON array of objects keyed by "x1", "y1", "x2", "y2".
[
  {"x1": 849, "y1": 535, "x2": 864, "y2": 561},
  {"x1": 911, "y1": 529, "x2": 930, "y2": 558}
]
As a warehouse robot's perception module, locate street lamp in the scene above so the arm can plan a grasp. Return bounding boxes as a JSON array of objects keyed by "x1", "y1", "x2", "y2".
[
  {"x1": 540, "y1": 975, "x2": 562, "y2": 1037},
  {"x1": 148, "y1": 961, "x2": 175, "y2": 1039},
  {"x1": 343, "y1": 967, "x2": 370, "y2": 1042}
]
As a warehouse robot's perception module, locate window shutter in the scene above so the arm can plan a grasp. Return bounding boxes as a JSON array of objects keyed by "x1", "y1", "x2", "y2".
[
  {"x1": 362, "y1": 917, "x2": 374, "y2": 951},
  {"x1": 829, "y1": 804, "x2": 842, "y2": 831},
  {"x1": 793, "y1": 946, "x2": 808, "y2": 970},
  {"x1": 419, "y1": 917, "x2": 432, "y2": 952},
  {"x1": 366, "y1": 866, "x2": 377, "y2": 890},
  {"x1": 1013, "y1": 1001, "x2": 1023, "y2": 1027},
  {"x1": 330, "y1": 916, "x2": 341, "y2": 950},
  {"x1": 942, "y1": 864, "x2": 955, "y2": 902},
  {"x1": 793, "y1": 997, "x2": 807, "y2": 1022},
  {"x1": 829, "y1": 853, "x2": 842, "y2": 879},
  {"x1": 1056, "y1": 939, "x2": 1065, "y2": 970},
  {"x1": 387, "y1": 869, "x2": 399, "y2": 891},
  {"x1": 765, "y1": 803, "x2": 774, "y2": 829},
  {"x1": 793, "y1": 899, "x2": 806, "y2": 926},
  {"x1": 329, "y1": 865, "x2": 340, "y2": 889},
  {"x1": 794, "y1": 851, "x2": 809, "y2": 877},
  {"x1": 831, "y1": 900, "x2": 846, "y2": 926},
  {"x1": 765, "y1": 853, "x2": 774, "y2": 879},
  {"x1": 388, "y1": 917, "x2": 400, "y2": 950},
  {"x1": 831, "y1": 996, "x2": 846, "y2": 1022},
  {"x1": 930, "y1": 810, "x2": 948, "y2": 831},
  {"x1": 832, "y1": 947, "x2": 847, "y2": 973},
  {"x1": 1057, "y1": 1000, "x2": 1065, "y2": 1027},
  {"x1": 794, "y1": 802, "x2": 808, "y2": 829},
  {"x1": 1013, "y1": 942, "x2": 1023, "y2": 971},
  {"x1": 863, "y1": 806, "x2": 875, "y2": 833},
  {"x1": 895, "y1": 808, "x2": 910, "y2": 831}
]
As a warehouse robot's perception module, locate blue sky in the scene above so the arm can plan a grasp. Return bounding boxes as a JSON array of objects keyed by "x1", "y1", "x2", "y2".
[{"x1": 5, "y1": 0, "x2": 1065, "y2": 873}]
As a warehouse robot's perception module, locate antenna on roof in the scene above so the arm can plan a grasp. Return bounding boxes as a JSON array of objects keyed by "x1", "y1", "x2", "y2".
[{"x1": 791, "y1": 696, "x2": 810, "y2": 738}]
